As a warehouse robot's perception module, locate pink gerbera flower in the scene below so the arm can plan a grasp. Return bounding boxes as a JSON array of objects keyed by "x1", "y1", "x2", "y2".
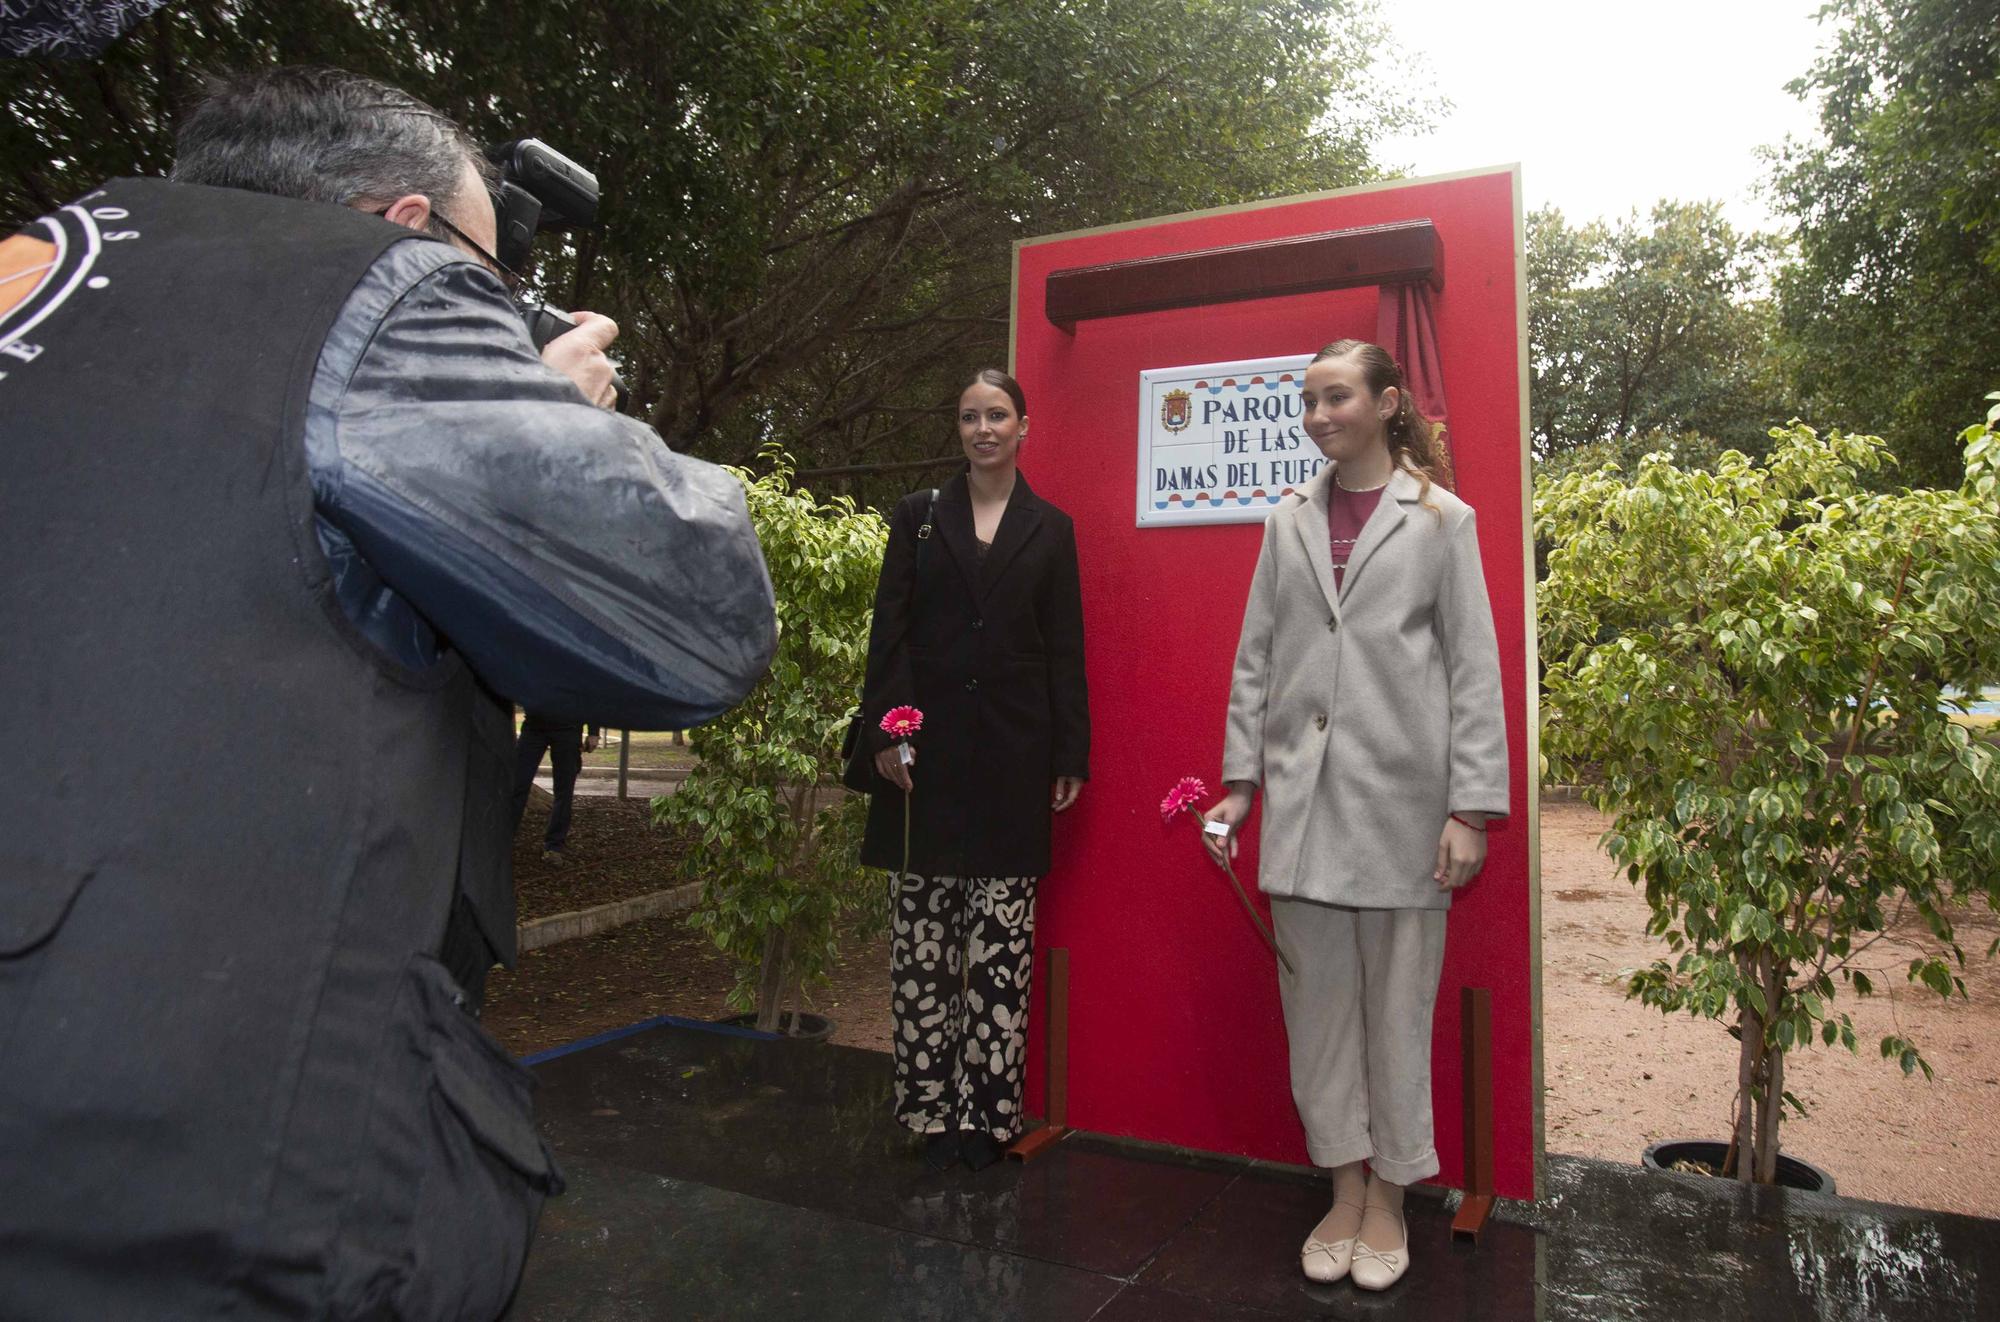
[
  {"x1": 880, "y1": 705, "x2": 924, "y2": 739},
  {"x1": 1159, "y1": 775, "x2": 1208, "y2": 822}
]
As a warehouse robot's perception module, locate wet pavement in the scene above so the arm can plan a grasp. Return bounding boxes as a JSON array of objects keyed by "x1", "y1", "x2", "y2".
[
  {"x1": 507, "y1": 1021, "x2": 1999, "y2": 1320},
  {"x1": 533, "y1": 772, "x2": 682, "y2": 800}
]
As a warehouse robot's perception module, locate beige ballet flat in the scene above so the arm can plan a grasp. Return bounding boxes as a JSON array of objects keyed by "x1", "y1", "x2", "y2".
[
  {"x1": 1299, "y1": 1200, "x2": 1365, "y2": 1283},
  {"x1": 1349, "y1": 1209, "x2": 1409, "y2": 1291}
]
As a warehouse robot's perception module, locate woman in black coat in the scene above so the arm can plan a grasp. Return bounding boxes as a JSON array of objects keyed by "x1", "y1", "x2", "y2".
[{"x1": 858, "y1": 368, "x2": 1089, "y2": 1171}]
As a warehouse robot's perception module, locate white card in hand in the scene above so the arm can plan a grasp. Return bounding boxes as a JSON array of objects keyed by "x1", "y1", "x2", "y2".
[
  {"x1": 896, "y1": 743, "x2": 914, "y2": 766},
  {"x1": 1203, "y1": 820, "x2": 1232, "y2": 837}
]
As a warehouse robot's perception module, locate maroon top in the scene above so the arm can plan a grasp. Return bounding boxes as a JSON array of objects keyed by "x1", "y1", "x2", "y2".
[{"x1": 1328, "y1": 481, "x2": 1385, "y2": 591}]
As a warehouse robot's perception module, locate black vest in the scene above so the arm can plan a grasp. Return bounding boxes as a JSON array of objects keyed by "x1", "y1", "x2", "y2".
[{"x1": 0, "y1": 179, "x2": 558, "y2": 1320}]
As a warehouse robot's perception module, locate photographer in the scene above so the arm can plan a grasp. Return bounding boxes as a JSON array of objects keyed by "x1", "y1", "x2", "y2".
[{"x1": 0, "y1": 66, "x2": 774, "y2": 1321}]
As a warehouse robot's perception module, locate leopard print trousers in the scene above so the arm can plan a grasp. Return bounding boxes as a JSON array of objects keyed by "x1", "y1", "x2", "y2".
[{"x1": 888, "y1": 873, "x2": 1038, "y2": 1142}]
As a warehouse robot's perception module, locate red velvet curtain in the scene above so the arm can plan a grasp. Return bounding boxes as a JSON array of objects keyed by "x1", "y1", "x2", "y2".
[{"x1": 1377, "y1": 281, "x2": 1454, "y2": 489}]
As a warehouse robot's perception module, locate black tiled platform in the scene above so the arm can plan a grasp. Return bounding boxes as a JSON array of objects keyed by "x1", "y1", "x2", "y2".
[
  {"x1": 507, "y1": 1022, "x2": 2000, "y2": 1320},
  {"x1": 519, "y1": 1158, "x2": 1119, "y2": 1322}
]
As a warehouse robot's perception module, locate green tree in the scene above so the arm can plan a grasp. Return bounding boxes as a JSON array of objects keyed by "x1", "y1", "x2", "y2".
[
  {"x1": 1538, "y1": 400, "x2": 2000, "y2": 1184},
  {"x1": 1528, "y1": 202, "x2": 1779, "y2": 464},
  {"x1": 2, "y1": 0, "x2": 1429, "y2": 492},
  {"x1": 1769, "y1": 0, "x2": 2000, "y2": 487},
  {"x1": 1533, "y1": 427, "x2": 1723, "y2": 486},
  {"x1": 650, "y1": 448, "x2": 887, "y2": 1031}
]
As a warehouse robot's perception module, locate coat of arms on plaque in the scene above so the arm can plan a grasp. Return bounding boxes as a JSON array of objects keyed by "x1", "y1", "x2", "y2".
[{"x1": 1160, "y1": 388, "x2": 1192, "y2": 433}]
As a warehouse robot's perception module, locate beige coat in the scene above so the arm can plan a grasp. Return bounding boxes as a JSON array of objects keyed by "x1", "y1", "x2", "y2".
[{"x1": 1222, "y1": 464, "x2": 1508, "y2": 910}]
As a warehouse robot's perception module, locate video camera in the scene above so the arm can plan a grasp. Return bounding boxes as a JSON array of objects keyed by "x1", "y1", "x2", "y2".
[{"x1": 487, "y1": 138, "x2": 626, "y2": 406}]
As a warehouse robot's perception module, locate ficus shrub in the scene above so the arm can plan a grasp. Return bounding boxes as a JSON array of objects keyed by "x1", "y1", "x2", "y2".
[
  {"x1": 1538, "y1": 396, "x2": 2000, "y2": 1183},
  {"x1": 653, "y1": 446, "x2": 889, "y2": 1031}
]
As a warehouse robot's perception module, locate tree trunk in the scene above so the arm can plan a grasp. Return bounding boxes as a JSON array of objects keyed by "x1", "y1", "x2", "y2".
[
  {"x1": 752, "y1": 787, "x2": 823, "y2": 1035},
  {"x1": 1753, "y1": 952, "x2": 1786, "y2": 1184},
  {"x1": 1731, "y1": 953, "x2": 1762, "y2": 1182},
  {"x1": 1730, "y1": 949, "x2": 1790, "y2": 1184},
  {"x1": 754, "y1": 922, "x2": 791, "y2": 1033},
  {"x1": 1755, "y1": 1040, "x2": 1785, "y2": 1184}
]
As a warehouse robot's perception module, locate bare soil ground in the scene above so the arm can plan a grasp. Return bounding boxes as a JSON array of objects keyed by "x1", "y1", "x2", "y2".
[
  {"x1": 489, "y1": 792, "x2": 893, "y2": 1056},
  {"x1": 512, "y1": 795, "x2": 690, "y2": 918},
  {"x1": 483, "y1": 794, "x2": 2000, "y2": 1218},
  {"x1": 483, "y1": 909, "x2": 894, "y2": 1058},
  {"x1": 1541, "y1": 799, "x2": 2000, "y2": 1217}
]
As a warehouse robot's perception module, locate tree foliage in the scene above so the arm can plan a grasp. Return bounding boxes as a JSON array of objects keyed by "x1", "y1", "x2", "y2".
[
  {"x1": 1, "y1": 0, "x2": 1427, "y2": 495},
  {"x1": 1527, "y1": 201, "x2": 1779, "y2": 463},
  {"x1": 1533, "y1": 427, "x2": 1724, "y2": 486},
  {"x1": 1538, "y1": 399, "x2": 2000, "y2": 1183},
  {"x1": 650, "y1": 448, "x2": 886, "y2": 1030},
  {"x1": 1769, "y1": 0, "x2": 2000, "y2": 487}
]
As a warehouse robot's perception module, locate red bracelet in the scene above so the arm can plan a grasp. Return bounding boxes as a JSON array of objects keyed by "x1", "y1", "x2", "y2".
[{"x1": 1449, "y1": 812, "x2": 1488, "y2": 832}]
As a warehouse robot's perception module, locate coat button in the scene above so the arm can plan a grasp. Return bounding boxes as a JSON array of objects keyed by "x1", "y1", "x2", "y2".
[
  {"x1": 1315, "y1": 713, "x2": 1328, "y2": 731},
  {"x1": 965, "y1": 679, "x2": 979, "y2": 693},
  {"x1": 1327, "y1": 616, "x2": 1337, "y2": 632},
  {"x1": 971, "y1": 618, "x2": 984, "y2": 630}
]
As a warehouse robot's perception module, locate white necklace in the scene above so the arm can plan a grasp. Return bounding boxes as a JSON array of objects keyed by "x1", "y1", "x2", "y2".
[{"x1": 1334, "y1": 472, "x2": 1391, "y2": 493}]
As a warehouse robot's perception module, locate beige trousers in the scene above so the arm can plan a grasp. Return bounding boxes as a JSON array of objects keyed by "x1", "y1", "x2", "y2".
[{"x1": 1271, "y1": 898, "x2": 1448, "y2": 1186}]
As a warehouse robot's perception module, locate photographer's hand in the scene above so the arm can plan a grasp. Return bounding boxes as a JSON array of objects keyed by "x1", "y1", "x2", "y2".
[{"x1": 540, "y1": 311, "x2": 620, "y2": 409}]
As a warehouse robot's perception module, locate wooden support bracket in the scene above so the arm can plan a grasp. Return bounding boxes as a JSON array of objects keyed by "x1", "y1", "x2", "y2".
[
  {"x1": 1009, "y1": 946, "x2": 1070, "y2": 1161},
  {"x1": 1451, "y1": 984, "x2": 1497, "y2": 1241},
  {"x1": 1044, "y1": 219, "x2": 1442, "y2": 332}
]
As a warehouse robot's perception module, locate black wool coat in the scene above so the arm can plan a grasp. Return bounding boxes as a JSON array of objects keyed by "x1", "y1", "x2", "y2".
[{"x1": 858, "y1": 471, "x2": 1090, "y2": 877}]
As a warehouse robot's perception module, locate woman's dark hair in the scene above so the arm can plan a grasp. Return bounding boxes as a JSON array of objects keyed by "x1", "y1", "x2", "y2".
[
  {"x1": 1311, "y1": 338, "x2": 1440, "y2": 511},
  {"x1": 961, "y1": 368, "x2": 1027, "y2": 418}
]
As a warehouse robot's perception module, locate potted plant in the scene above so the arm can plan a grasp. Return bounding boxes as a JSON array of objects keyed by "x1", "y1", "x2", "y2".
[
  {"x1": 1537, "y1": 401, "x2": 2000, "y2": 1185},
  {"x1": 653, "y1": 446, "x2": 888, "y2": 1036}
]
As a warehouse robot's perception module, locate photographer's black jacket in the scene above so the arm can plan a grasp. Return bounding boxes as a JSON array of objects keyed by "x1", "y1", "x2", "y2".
[
  {"x1": 302, "y1": 193, "x2": 776, "y2": 972},
  {"x1": 0, "y1": 178, "x2": 773, "y2": 1320},
  {"x1": 304, "y1": 233, "x2": 775, "y2": 725}
]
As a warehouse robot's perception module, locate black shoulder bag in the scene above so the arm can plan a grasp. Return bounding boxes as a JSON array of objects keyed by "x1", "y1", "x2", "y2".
[{"x1": 840, "y1": 488, "x2": 938, "y2": 793}]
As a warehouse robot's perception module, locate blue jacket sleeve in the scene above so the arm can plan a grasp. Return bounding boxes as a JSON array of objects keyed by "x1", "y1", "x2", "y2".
[{"x1": 310, "y1": 240, "x2": 776, "y2": 729}]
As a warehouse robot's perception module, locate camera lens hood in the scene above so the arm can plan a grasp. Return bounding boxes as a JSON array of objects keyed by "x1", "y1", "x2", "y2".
[{"x1": 489, "y1": 138, "x2": 599, "y2": 229}]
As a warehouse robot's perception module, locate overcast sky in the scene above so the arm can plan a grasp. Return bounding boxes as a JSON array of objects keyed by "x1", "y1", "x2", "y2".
[{"x1": 1370, "y1": 0, "x2": 1833, "y2": 232}]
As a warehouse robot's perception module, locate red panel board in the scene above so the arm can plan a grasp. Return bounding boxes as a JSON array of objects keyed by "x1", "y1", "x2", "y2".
[{"x1": 1013, "y1": 168, "x2": 1536, "y2": 1199}]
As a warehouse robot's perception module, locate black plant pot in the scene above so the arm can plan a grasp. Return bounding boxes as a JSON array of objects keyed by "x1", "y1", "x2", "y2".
[
  {"x1": 720, "y1": 1010, "x2": 835, "y2": 1042},
  {"x1": 1641, "y1": 1140, "x2": 1836, "y2": 1194}
]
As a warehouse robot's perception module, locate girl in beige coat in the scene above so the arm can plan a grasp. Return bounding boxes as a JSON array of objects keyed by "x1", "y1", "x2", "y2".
[{"x1": 1203, "y1": 340, "x2": 1508, "y2": 1292}]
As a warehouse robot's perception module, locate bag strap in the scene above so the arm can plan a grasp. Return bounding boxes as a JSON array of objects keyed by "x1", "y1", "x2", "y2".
[
  {"x1": 914, "y1": 487, "x2": 939, "y2": 572},
  {"x1": 852, "y1": 488, "x2": 941, "y2": 726}
]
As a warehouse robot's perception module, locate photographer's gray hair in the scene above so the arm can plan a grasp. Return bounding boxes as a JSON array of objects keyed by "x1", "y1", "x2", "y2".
[{"x1": 170, "y1": 66, "x2": 494, "y2": 218}]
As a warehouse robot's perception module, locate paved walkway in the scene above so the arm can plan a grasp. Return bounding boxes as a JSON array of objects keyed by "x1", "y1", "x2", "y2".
[
  {"x1": 532, "y1": 765, "x2": 685, "y2": 800},
  {"x1": 508, "y1": 1021, "x2": 2000, "y2": 1321}
]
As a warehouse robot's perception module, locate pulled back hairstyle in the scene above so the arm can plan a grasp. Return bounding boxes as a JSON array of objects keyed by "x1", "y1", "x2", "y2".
[
  {"x1": 1311, "y1": 339, "x2": 1440, "y2": 512},
  {"x1": 962, "y1": 368, "x2": 1027, "y2": 419}
]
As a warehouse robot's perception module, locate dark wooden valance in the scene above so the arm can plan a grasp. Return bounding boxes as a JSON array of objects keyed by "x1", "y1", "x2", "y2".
[{"x1": 1044, "y1": 219, "x2": 1442, "y2": 332}]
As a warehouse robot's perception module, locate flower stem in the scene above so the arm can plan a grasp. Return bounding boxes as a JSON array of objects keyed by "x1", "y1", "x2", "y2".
[
  {"x1": 1194, "y1": 808, "x2": 1294, "y2": 975},
  {"x1": 1226, "y1": 859, "x2": 1295, "y2": 976}
]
